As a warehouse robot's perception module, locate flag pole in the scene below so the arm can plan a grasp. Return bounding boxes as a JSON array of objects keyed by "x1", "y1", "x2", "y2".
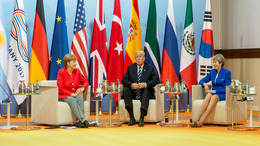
[
  {"x1": 186, "y1": 91, "x2": 190, "y2": 112},
  {"x1": 113, "y1": 102, "x2": 119, "y2": 115},
  {"x1": 0, "y1": 105, "x2": 6, "y2": 119},
  {"x1": 98, "y1": 99, "x2": 105, "y2": 116},
  {"x1": 169, "y1": 94, "x2": 173, "y2": 113},
  {"x1": 15, "y1": 105, "x2": 25, "y2": 118},
  {"x1": 0, "y1": 102, "x2": 19, "y2": 129}
]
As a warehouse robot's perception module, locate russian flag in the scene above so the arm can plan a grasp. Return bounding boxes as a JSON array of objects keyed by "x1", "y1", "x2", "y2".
[{"x1": 161, "y1": 0, "x2": 180, "y2": 85}]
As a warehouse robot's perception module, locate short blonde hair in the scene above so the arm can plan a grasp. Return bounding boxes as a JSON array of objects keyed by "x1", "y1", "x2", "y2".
[
  {"x1": 135, "y1": 50, "x2": 145, "y2": 57},
  {"x1": 63, "y1": 54, "x2": 77, "y2": 68},
  {"x1": 213, "y1": 54, "x2": 225, "y2": 67}
]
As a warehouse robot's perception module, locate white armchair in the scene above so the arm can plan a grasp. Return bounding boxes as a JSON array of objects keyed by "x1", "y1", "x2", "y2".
[
  {"x1": 31, "y1": 80, "x2": 90, "y2": 125},
  {"x1": 118, "y1": 84, "x2": 164, "y2": 122},
  {"x1": 192, "y1": 85, "x2": 247, "y2": 124}
]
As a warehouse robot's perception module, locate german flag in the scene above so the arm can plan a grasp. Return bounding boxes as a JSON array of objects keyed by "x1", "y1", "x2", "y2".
[{"x1": 29, "y1": 0, "x2": 49, "y2": 83}]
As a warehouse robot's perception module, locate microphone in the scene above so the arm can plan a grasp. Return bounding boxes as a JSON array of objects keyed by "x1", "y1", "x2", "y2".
[
  {"x1": 82, "y1": 75, "x2": 86, "y2": 79},
  {"x1": 225, "y1": 73, "x2": 231, "y2": 81}
]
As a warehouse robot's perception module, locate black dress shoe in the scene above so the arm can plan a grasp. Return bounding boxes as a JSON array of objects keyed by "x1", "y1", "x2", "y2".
[
  {"x1": 75, "y1": 121, "x2": 85, "y2": 128},
  {"x1": 83, "y1": 120, "x2": 90, "y2": 128},
  {"x1": 128, "y1": 118, "x2": 136, "y2": 126},
  {"x1": 138, "y1": 118, "x2": 144, "y2": 127}
]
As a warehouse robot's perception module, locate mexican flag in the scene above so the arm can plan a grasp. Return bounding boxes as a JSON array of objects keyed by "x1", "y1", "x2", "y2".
[{"x1": 180, "y1": 0, "x2": 197, "y2": 95}]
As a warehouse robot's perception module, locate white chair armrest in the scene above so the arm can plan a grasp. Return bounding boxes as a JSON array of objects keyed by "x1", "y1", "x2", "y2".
[
  {"x1": 31, "y1": 83, "x2": 59, "y2": 123},
  {"x1": 83, "y1": 85, "x2": 91, "y2": 103},
  {"x1": 192, "y1": 85, "x2": 204, "y2": 101},
  {"x1": 118, "y1": 85, "x2": 124, "y2": 101},
  {"x1": 39, "y1": 80, "x2": 57, "y2": 87},
  {"x1": 225, "y1": 86, "x2": 232, "y2": 111},
  {"x1": 154, "y1": 84, "x2": 164, "y2": 102},
  {"x1": 154, "y1": 84, "x2": 164, "y2": 120}
]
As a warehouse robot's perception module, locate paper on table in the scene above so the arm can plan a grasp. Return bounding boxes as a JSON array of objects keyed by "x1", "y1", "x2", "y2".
[{"x1": 59, "y1": 126, "x2": 77, "y2": 129}]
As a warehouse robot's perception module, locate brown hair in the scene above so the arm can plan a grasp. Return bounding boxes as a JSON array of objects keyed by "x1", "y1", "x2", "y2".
[
  {"x1": 213, "y1": 54, "x2": 225, "y2": 67},
  {"x1": 63, "y1": 54, "x2": 77, "y2": 68}
]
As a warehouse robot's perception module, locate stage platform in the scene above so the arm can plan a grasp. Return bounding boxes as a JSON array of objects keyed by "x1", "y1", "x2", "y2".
[{"x1": 0, "y1": 111, "x2": 259, "y2": 145}]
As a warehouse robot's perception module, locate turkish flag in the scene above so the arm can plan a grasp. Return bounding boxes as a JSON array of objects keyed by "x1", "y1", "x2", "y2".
[{"x1": 107, "y1": 0, "x2": 123, "y2": 102}]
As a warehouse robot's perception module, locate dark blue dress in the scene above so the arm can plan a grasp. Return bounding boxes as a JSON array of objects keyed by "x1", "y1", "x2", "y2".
[{"x1": 199, "y1": 67, "x2": 231, "y2": 101}]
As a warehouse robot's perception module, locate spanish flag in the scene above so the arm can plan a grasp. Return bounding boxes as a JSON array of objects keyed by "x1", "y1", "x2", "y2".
[
  {"x1": 124, "y1": 0, "x2": 142, "y2": 73},
  {"x1": 29, "y1": 0, "x2": 49, "y2": 83}
]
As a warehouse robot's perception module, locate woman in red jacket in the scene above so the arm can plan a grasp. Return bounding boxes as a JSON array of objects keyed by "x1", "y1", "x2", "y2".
[{"x1": 57, "y1": 54, "x2": 90, "y2": 128}]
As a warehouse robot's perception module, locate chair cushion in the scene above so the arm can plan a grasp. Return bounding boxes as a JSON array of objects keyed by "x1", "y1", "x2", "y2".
[
  {"x1": 57, "y1": 102, "x2": 76, "y2": 125},
  {"x1": 56, "y1": 101, "x2": 90, "y2": 125},
  {"x1": 119, "y1": 99, "x2": 157, "y2": 122},
  {"x1": 193, "y1": 100, "x2": 227, "y2": 124}
]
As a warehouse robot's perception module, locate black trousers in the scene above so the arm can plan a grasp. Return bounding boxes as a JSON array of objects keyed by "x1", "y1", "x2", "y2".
[{"x1": 123, "y1": 87, "x2": 152, "y2": 116}]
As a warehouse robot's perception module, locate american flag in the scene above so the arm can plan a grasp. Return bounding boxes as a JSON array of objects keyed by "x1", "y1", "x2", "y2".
[{"x1": 71, "y1": 0, "x2": 89, "y2": 79}]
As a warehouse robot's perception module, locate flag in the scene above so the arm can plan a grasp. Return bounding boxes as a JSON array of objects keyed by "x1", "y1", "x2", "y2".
[
  {"x1": 29, "y1": 0, "x2": 49, "y2": 83},
  {"x1": 197, "y1": 0, "x2": 214, "y2": 82},
  {"x1": 124, "y1": 0, "x2": 142, "y2": 73},
  {"x1": 180, "y1": 0, "x2": 197, "y2": 95},
  {"x1": 107, "y1": 0, "x2": 123, "y2": 102},
  {"x1": 71, "y1": 0, "x2": 89, "y2": 79},
  {"x1": 0, "y1": 0, "x2": 10, "y2": 103},
  {"x1": 161, "y1": 0, "x2": 180, "y2": 85},
  {"x1": 144, "y1": 0, "x2": 160, "y2": 79},
  {"x1": 7, "y1": 0, "x2": 29, "y2": 105},
  {"x1": 49, "y1": 0, "x2": 69, "y2": 80},
  {"x1": 89, "y1": 0, "x2": 108, "y2": 95}
]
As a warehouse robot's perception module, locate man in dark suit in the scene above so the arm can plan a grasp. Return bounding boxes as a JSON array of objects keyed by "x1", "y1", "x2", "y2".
[{"x1": 122, "y1": 50, "x2": 160, "y2": 127}]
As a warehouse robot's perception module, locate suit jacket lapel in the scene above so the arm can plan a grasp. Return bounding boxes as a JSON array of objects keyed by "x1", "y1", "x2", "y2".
[
  {"x1": 215, "y1": 67, "x2": 223, "y2": 84},
  {"x1": 141, "y1": 63, "x2": 147, "y2": 82},
  {"x1": 134, "y1": 64, "x2": 138, "y2": 83}
]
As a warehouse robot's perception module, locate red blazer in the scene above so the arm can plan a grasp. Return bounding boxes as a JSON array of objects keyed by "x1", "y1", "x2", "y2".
[{"x1": 57, "y1": 68, "x2": 89, "y2": 99}]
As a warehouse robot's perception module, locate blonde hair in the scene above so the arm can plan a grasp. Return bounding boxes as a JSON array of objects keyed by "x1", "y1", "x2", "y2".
[
  {"x1": 63, "y1": 54, "x2": 77, "y2": 68},
  {"x1": 135, "y1": 50, "x2": 145, "y2": 57}
]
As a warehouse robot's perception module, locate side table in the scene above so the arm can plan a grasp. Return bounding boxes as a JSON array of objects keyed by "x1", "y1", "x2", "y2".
[
  {"x1": 160, "y1": 91, "x2": 187, "y2": 127},
  {"x1": 11, "y1": 93, "x2": 41, "y2": 130},
  {"x1": 95, "y1": 91, "x2": 122, "y2": 127},
  {"x1": 0, "y1": 101, "x2": 18, "y2": 129},
  {"x1": 228, "y1": 93, "x2": 257, "y2": 131},
  {"x1": 244, "y1": 96, "x2": 260, "y2": 128},
  {"x1": 92, "y1": 95, "x2": 103, "y2": 126}
]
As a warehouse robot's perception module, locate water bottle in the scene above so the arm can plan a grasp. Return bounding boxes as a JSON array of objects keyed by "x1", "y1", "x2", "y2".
[
  {"x1": 17, "y1": 80, "x2": 26, "y2": 94},
  {"x1": 245, "y1": 80, "x2": 249, "y2": 94},
  {"x1": 117, "y1": 79, "x2": 120, "y2": 92},
  {"x1": 35, "y1": 80, "x2": 40, "y2": 94},
  {"x1": 165, "y1": 79, "x2": 171, "y2": 92},
  {"x1": 230, "y1": 80, "x2": 236, "y2": 93},
  {"x1": 238, "y1": 83, "x2": 243, "y2": 94},
  {"x1": 181, "y1": 79, "x2": 186, "y2": 92}
]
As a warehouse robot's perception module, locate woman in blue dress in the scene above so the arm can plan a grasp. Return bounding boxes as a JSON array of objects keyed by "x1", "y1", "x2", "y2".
[{"x1": 190, "y1": 54, "x2": 231, "y2": 127}]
